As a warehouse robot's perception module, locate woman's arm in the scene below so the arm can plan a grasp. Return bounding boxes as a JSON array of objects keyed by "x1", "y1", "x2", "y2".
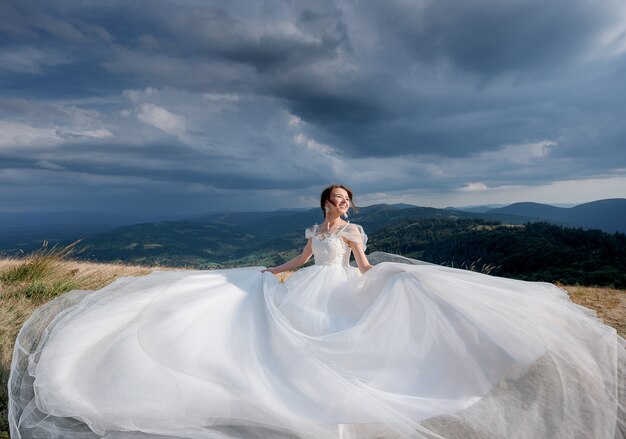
[
  {"x1": 261, "y1": 239, "x2": 314, "y2": 275},
  {"x1": 347, "y1": 240, "x2": 373, "y2": 274}
]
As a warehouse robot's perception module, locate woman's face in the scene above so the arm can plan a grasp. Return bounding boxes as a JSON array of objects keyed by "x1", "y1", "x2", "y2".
[{"x1": 327, "y1": 187, "x2": 351, "y2": 216}]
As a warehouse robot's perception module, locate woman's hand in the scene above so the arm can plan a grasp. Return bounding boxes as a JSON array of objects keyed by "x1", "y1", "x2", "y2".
[
  {"x1": 261, "y1": 239, "x2": 314, "y2": 275},
  {"x1": 261, "y1": 267, "x2": 280, "y2": 275}
]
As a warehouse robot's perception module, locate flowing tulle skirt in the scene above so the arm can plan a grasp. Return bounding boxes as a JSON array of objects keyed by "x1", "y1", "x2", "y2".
[{"x1": 8, "y1": 253, "x2": 626, "y2": 438}]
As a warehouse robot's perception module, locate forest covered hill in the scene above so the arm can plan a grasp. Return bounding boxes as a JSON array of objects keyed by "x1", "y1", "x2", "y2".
[
  {"x1": 31, "y1": 219, "x2": 626, "y2": 288},
  {"x1": 3, "y1": 198, "x2": 624, "y2": 253},
  {"x1": 368, "y1": 219, "x2": 626, "y2": 288},
  {"x1": 1, "y1": 203, "x2": 624, "y2": 288}
]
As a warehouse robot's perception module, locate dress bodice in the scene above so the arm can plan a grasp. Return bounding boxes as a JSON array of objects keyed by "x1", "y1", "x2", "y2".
[
  {"x1": 305, "y1": 223, "x2": 368, "y2": 267},
  {"x1": 308, "y1": 224, "x2": 352, "y2": 266}
]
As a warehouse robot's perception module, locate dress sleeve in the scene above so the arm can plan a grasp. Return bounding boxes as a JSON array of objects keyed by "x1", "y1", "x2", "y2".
[
  {"x1": 340, "y1": 224, "x2": 368, "y2": 251},
  {"x1": 305, "y1": 225, "x2": 317, "y2": 239}
]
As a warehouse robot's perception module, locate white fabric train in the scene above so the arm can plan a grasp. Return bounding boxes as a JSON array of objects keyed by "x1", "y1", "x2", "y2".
[{"x1": 8, "y1": 223, "x2": 626, "y2": 438}]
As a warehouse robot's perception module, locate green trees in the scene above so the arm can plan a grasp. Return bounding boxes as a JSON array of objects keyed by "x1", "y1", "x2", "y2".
[{"x1": 369, "y1": 219, "x2": 626, "y2": 288}]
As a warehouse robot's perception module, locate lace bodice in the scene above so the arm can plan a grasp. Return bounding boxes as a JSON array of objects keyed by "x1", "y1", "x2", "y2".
[{"x1": 305, "y1": 223, "x2": 368, "y2": 266}]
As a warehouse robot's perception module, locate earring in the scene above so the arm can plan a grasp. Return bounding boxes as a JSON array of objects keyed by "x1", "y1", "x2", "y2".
[
  {"x1": 344, "y1": 211, "x2": 349, "y2": 219},
  {"x1": 324, "y1": 206, "x2": 330, "y2": 213}
]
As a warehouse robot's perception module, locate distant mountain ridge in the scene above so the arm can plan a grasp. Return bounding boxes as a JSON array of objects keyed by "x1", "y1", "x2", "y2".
[
  {"x1": 445, "y1": 204, "x2": 508, "y2": 213},
  {"x1": 0, "y1": 203, "x2": 536, "y2": 265},
  {"x1": 487, "y1": 198, "x2": 626, "y2": 233},
  {"x1": 1, "y1": 199, "x2": 623, "y2": 258}
]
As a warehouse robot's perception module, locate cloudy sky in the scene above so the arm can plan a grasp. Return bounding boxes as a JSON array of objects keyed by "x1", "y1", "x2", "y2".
[{"x1": 1, "y1": 0, "x2": 625, "y2": 216}]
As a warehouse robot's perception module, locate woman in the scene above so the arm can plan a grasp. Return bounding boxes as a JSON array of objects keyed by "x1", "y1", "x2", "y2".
[
  {"x1": 9, "y1": 185, "x2": 626, "y2": 439},
  {"x1": 263, "y1": 184, "x2": 372, "y2": 275}
]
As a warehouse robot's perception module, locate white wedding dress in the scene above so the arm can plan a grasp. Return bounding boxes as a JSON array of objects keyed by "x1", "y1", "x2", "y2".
[{"x1": 8, "y1": 223, "x2": 626, "y2": 439}]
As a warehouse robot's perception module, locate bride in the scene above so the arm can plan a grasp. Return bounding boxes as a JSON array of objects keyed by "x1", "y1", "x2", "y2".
[{"x1": 8, "y1": 184, "x2": 626, "y2": 439}]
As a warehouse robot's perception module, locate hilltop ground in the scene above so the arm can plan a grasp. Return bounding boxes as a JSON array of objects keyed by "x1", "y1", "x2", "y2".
[{"x1": 0, "y1": 255, "x2": 624, "y2": 437}]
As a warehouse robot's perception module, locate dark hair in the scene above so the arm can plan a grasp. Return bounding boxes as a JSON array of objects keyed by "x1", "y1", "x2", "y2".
[{"x1": 319, "y1": 184, "x2": 359, "y2": 216}]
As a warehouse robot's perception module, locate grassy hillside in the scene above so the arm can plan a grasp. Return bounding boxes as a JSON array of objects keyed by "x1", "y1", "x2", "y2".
[
  {"x1": 0, "y1": 244, "x2": 156, "y2": 437},
  {"x1": 1, "y1": 246, "x2": 624, "y2": 437}
]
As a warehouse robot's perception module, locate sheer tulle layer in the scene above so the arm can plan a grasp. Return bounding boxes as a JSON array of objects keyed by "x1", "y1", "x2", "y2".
[{"x1": 9, "y1": 255, "x2": 626, "y2": 439}]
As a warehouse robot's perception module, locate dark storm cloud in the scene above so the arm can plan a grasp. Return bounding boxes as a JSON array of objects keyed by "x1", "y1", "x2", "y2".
[
  {"x1": 261, "y1": 0, "x2": 626, "y2": 158},
  {"x1": 0, "y1": 0, "x2": 624, "y2": 213},
  {"x1": 370, "y1": 0, "x2": 616, "y2": 76},
  {"x1": 0, "y1": 0, "x2": 350, "y2": 79},
  {"x1": 0, "y1": 132, "x2": 323, "y2": 191}
]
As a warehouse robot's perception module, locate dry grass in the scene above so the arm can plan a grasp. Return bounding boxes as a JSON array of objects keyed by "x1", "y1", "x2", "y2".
[
  {"x1": 445, "y1": 259, "x2": 500, "y2": 275},
  {"x1": 0, "y1": 242, "x2": 160, "y2": 436},
  {"x1": 275, "y1": 271, "x2": 293, "y2": 283},
  {"x1": 564, "y1": 284, "x2": 626, "y2": 338},
  {"x1": 0, "y1": 250, "x2": 624, "y2": 437}
]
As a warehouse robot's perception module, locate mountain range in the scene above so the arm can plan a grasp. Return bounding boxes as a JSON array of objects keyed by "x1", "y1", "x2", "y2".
[
  {"x1": 487, "y1": 199, "x2": 625, "y2": 233},
  {"x1": 0, "y1": 199, "x2": 624, "y2": 287},
  {"x1": 0, "y1": 198, "x2": 624, "y2": 259}
]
